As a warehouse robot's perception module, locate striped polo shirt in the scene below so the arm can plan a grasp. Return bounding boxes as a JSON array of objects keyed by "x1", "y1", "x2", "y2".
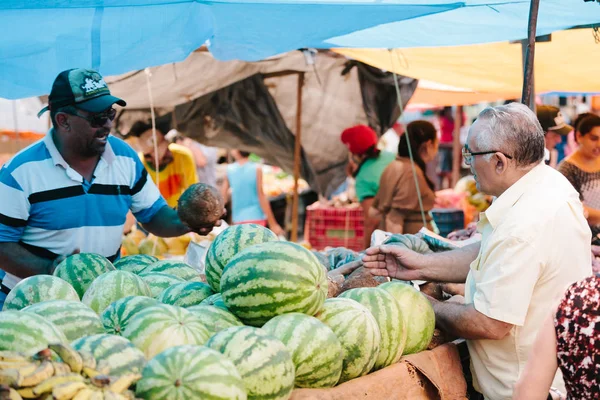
[{"x1": 0, "y1": 130, "x2": 167, "y2": 288}]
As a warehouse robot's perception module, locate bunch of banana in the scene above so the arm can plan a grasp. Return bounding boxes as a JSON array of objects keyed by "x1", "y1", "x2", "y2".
[{"x1": 0, "y1": 344, "x2": 141, "y2": 400}]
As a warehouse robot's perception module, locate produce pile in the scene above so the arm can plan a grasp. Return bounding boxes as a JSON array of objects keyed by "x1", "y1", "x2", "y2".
[{"x1": 0, "y1": 224, "x2": 439, "y2": 400}]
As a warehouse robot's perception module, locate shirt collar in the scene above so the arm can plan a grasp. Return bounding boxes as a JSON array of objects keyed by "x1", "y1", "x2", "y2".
[
  {"x1": 44, "y1": 128, "x2": 116, "y2": 167},
  {"x1": 483, "y1": 161, "x2": 546, "y2": 228}
]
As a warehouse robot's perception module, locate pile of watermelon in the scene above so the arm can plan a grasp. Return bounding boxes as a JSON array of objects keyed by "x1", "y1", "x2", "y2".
[{"x1": 0, "y1": 224, "x2": 436, "y2": 400}]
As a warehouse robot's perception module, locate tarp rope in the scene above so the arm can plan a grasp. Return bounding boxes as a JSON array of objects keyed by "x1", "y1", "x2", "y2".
[
  {"x1": 388, "y1": 49, "x2": 428, "y2": 229},
  {"x1": 145, "y1": 68, "x2": 161, "y2": 254}
]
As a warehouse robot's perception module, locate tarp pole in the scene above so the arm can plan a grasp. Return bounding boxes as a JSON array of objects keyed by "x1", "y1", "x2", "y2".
[
  {"x1": 291, "y1": 72, "x2": 305, "y2": 242},
  {"x1": 521, "y1": 0, "x2": 540, "y2": 111},
  {"x1": 451, "y1": 105, "x2": 463, "y2": 187}
]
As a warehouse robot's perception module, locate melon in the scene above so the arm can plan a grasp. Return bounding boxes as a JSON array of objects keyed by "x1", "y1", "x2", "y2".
[
  {"x1": 53, "y1": 253, "x2": 116, "y2": 298},
  {"x1": 220, "y1": 241, "x2": 327, "y2": 326},
  {"x1": 205, "y1": 224, "x2": 278, "y2": 292},
  {"x1": 186, "y1": 305, "x2": 243, "y2": 337},
  {"x1": 141, "y1": 260, "x2": 198, "y2": 281},
  {"x1": 339, "y1": 287, "x2": 406, "y2": 371},
  {"x1": 383, "y1": 234, "x2": 432, "y2": 255},
  {"x1": 121, "y1": 236, "x2": 139, "y2": 256},
  {"x1": 122, "y1": 304, "x2": 210, "y2": 359},
  {"x1": 315, "y1": 298, "x2": 381, "y2": 383},
  {"x1": 0, "y1": 311, "x2": 67, "y2": 355},
  {"x1": 2, "y1": 275, "x2": 79, "y2": 311},
  {"x1": 101, "y1": 296, "x2": 159, "y2": 336},
  {"x1": 136, "y1": 345, "x2": 246, "y2": 400},
  {"x1": 22, "y1": 300, "x2": 104, "y2": 341},
  {"x1": 82, "y1": 270, "x2": 152, "y2": 314},
  {"x1": 71, "y1": 333, "x2": 146, "y2": 376},
  {"x1": 157, "y1": 282, "x2": 214, "y2": 308},
  {"x1": 139, "y1": 272, "x2": 185, "y2": 298},
  {"x1": 262, "y1": 313, "x2": 343, "y2": 388},
  {"x1": 138, "y1": 235, "x2": 168, "y2": 256},
  {"x1": 207, "y1": 326, "x2": 295, "y2": 400},
  {"x1": 200, "y1": 293, "x2": 228, "y2": 310},
  {"x1": 379, "y1": 281, "x2": 435, "y2": 355},
  {"x1": 114, "y1": 254, "x2": 158, "y2": 274}
]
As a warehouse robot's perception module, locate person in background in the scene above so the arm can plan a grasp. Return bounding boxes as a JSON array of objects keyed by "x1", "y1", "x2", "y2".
[
  {"x1": 558, "y1": 114, "x2": 600, "y2": 245},
  {"x1": 221, "y1": 150, "x2": 284, "y2": 236},
  {"x1": 369, "y1": 120, "x2": 438, "y2": 234},
  {"x1": 341, "y1": 125, "x2": 395, "y2": 248},
  {"x1": 537, "y1": 105, "x2": 573, "y2": 168},
  {"x1": 128, "y1": 115, "x2": 198, "y2": 208},
  {"x1": 437, "y1": 106, "x2": 454, "y2": 188},
  {"x1": 514, "y1": 275, "x2": 600, "y2": 400},
  {"x1": 565, "y1": 112, "x2": 595, "y2": 157},
  {"x1": 175, "y1": 135, "x2": 219, "y2": 188}
]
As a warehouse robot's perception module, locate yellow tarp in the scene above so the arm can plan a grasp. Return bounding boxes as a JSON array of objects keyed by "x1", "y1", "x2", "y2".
[{"x1": 336, "y1": 29, "x2": 600, "y2": 106}]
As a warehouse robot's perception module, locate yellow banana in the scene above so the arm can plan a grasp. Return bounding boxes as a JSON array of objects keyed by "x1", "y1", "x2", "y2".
[
  {"x1": 18, "y1": 361, "x2": 54, "y2": 387},
  {"x1": 121, "y1": 390, "x2": 136, "y2": 400},
  {"x1": 0, "y1": 369, "x2": 20, "y2": 387},
  {"x1": 11, "y1": 363, "x2": 40, "y2": 378},
  {"x1": 83, "y1": 367, "x2": 103, "y2": 379},
  {"x1": 72, "y1": 388, "x2": 95, "y2": 400},
  {"x1": 49, "y1": 344, "x2": 83, "y2": 374},
  {"x1": 0, "y1": 352, "x2": 28, "y2": 363},
  {"x1": 107, "y1": 374, "x2": 141, "y2": 394},
  {"x1": 103, "y1": 390, "x2": 128, "y2": 400},
  {"x1": 78, "y1": 351, "x2": 97, "y2": 370},
  {"x1": 0, "y1": 361, "x2": 30, "y2": 371},
  {"x1": 52, "y1": 362, "x2": 73, "y2": 376},
  {"x1": 16, "y1": 387, "x2": 36, "y2": 399},
  {"x1": 52, "y1": 381, "x2": 88, "y2": 400},
  {"x1": 0, "y1": 385, "x2": 23, "y2": 400},
  {"x1": 89, "y1": 390, "x2": 105, "y2": 400},
  {"x1": 32, "y1": 374, "x2": 84, "y2": 396}
]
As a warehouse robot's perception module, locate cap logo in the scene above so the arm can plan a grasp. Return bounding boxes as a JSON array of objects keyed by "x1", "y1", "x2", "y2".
[
  {"x1": 551, "y1": 112, "x2": 567, "y2": 130},
  {"x1": 80, "y1": 75, "x2": 108, "y2": 98}
]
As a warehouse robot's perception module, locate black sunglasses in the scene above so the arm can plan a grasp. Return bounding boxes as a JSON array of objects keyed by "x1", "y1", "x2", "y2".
[{"x1": 62, "y1": 107, "x2": 117, "y2": 128}]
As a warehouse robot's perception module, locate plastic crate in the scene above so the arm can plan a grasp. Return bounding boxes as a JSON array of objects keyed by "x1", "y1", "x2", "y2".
[{"x1": 305, "y1": 205, "x2": 364, "y2": 251}]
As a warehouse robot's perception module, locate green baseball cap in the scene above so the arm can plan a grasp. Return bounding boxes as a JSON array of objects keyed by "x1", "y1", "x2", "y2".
[{"x1": 38, "y1": 68, "x2": 126, "y2": 117}]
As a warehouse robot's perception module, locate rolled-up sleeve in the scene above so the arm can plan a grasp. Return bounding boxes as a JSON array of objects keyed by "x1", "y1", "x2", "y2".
[
  {"x1": 0, "y1": 167, "x2": 29, "y2": 242},
  {"x1": 130, "y1": 162, "x2": 167, "y2": 224}
]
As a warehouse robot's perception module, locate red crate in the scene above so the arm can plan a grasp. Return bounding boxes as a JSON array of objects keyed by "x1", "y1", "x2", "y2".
[{"x1": 305, "y1": 205, "x2": 364, "y2": 251}]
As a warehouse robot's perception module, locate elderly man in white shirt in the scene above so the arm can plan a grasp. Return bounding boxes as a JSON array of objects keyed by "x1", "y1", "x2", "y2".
[{"x1": 362, "y1": 102, "x2": 592, "y2": 400}]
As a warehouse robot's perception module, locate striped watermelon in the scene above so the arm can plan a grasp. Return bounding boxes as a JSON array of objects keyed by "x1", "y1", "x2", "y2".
[
  {"x1": 114, "y1": 254, "x2": 158, "y2": 274},
  {"x1": 262, "y1": 313, "x2": 343, "y2": 388},
  {"x1": 157, "y1": 282, "x2": 214, "y2": 308},
  {"x1": 2, "y1": 275, "x2": 79, "y2": 311},
  {"x1": 22, "y1": 300, "x2": 105, "y2": 341},
  {"x1": 136, "y1": 345, "x2": 247, "y2": 400},
  {"x1": 200, "y1": 293, "x2": 228, "y2": 310},
  {"x1": 207, "y1": 326, "x2": 295, "y2": 400},
  {"x1": 0, "y1": 311, "x2": 67, "y2": 355},
  {"x1": 139, "y1": 272, "x2": 185, "y2": 298},
  {"x1": 339, "y1": 288, "x2": 406, "y2": 371},
  {"x1": 141, "y1": 260, "x2": 199, "y2": 281},
  {"x1": 379, "y1": 281, "x2": 435, "y2": 355},
  {"x1": 82, "y1": 270, "x2": 152, "y2": 314},
  {"x1": 315, "y1": 298, "x2": 381, "y2": 383},
  {"x1": 220, "y1": 241, "x2": 328, "y2": 326},
  {"x1": 186, "y1": 305, "x2": 243, "y2": 337},
  {"x1": 205, "y1": 224, "x2": 278, "y2": 292},
  {"x1": 71, "y1": 334, "x2": 146, "y2": 376},
  {"x1": 101, "y1": 296, "x2": 159, "y2": 335},
  {"x1": 53, "y1": 253, "x2": 116, "y2": 298},
  {"x1": 122, "y1": 304, "x2": 210, "y2": 359}
]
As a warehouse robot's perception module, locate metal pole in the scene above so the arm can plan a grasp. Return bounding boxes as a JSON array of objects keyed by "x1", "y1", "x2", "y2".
[
  {"x1": 291, "y1": 72, "x2": 305, "y2": 242},
  {"x1": 521, "y1": 0, "x2": 541, "y2": 111}
]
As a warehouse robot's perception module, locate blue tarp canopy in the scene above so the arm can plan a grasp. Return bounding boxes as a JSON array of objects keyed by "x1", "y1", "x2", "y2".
[{"x1": 1, "y1": 0, "x2": 599, "y2": 99}]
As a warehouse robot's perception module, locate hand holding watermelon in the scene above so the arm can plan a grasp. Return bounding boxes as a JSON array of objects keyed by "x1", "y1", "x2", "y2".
[{"x1": 362, "y1": 245, "x2": 426, "y2": 281}]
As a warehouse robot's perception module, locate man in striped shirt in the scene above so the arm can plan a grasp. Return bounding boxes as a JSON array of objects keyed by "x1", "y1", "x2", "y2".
[{"x1": 0, "y1": 68, "x2": 213, "y2": 301}]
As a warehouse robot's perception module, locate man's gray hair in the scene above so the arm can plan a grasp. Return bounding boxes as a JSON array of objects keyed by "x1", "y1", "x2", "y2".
[{"x1": 475, "y1": 102, "x2": 545, "y2": 167}]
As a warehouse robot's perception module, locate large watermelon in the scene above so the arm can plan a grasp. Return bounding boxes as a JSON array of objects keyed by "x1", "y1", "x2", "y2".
[
  {"x1": 186, "y1": 305, "x2": 243, "y2": 337},
  {"x1": 220, "y1": 241, "x2": 328, "y2": 326},
  {"x1": 139, "y1": 272, "x2": 185, "y2": 298},
  {"x1": 383, "y1": 234, "x2": 432, "y2": 255},
  {"x1": 205, "y1": 224, "x2": 278, "y2": 292},
  {"x1": 140, "y1": 260, "x2": 198, "y2": 281},
  {"x1": 262, "y1": 313, "x2": 343, "y2": 388},
  {"x1": 71, "y1": 334, "x2": 146, "y2": 376},
  {"x1": 200, "y1": 293, "x2": 227, "y2": 310},
  {"x1": 22, "y1": 300, "x2": 104, "y2": 341},
  {"x1": 101, "y1": 296, "x2": 159, "y2": 335},
  {"x1": 157, "y1": 282, "x2": 214, "y2": 308},
  {"x1": 2, "y1": 275, "x2": 79, "y2": 311},
  {"x1": 82, "y1": 270, "x2": 152, "y2": 314},
  {"x1": 53, "y1": 253, "x2": 116, "y2": 298},
  {"x1": 339, "y1": 287, "x2": 406, "y2": 371},
  {"x1": 379, "y1": 281, "x2": 435, "y2": 355},
  {"x1": 136, "y1": 345, "x2": 247, "y2": 400},
  {"x1": 0, "y1": 311, "x2": 67, "y2": 355},
  {"x1": 114, "y1": 254, "x2": 158, "y2": 274},
  {"x1": 207, "y1": 326, "x2": 295, "y2": 400},
  {"x1": 315, "y1": 298, "x2": 381, "y2": 383},
  {"x1": 122, "y1": 304, "x2": 210, "y2": 359}
]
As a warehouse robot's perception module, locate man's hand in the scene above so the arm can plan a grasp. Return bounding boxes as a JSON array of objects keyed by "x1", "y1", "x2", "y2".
[{"x1": 362, "y1": 245, "x2": 426, "y2": 281}]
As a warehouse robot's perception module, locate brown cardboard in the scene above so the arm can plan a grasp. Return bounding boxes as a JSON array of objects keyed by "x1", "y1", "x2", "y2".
[{"x1": 290, "y1": 343, "x2": 467, "y2": 400}]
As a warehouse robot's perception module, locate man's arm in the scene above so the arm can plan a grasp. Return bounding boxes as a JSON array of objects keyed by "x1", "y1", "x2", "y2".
[
  {"x1": 0, "y1": 242, "x2": 54, "y2": 278},
  {"x1": 142, "y1": 206, "x2": 190, "y2": 238},
  {"x1": 182, "y1": 138, "x2": 208, "y2": 168},
  {"x1": 256, "y1": 167, "x2": 284, "y2": 235}
]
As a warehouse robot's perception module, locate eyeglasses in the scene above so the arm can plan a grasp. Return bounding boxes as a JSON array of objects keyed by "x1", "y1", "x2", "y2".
[
  {"x1": 62, "y1": 107, "x2": 117, "y2": 128},
  {"x1": 462, "y1": 147, "x2": 513, "y2": 166}
]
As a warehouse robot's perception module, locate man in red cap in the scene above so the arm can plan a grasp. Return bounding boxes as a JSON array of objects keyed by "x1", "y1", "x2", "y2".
[{"x1": 341, "y1": 125, "x2": 395, "y2": 248}]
